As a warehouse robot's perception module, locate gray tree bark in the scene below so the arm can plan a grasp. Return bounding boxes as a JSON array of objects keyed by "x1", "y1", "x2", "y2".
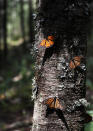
[{"x1": 32, "y1": 0, "x2": 90, "y2": 131}]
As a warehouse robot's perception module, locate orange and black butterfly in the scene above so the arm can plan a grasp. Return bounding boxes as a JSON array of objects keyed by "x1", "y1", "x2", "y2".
[
  {"x1": 40, "y1": 35, "x2": 54, "y2": 48},
  {"x1": 69, "y1": 56, "x2": 83, "y2": 69},
  {"x1": 44, "y1": 97, "x2": 63, "y2": 110}
]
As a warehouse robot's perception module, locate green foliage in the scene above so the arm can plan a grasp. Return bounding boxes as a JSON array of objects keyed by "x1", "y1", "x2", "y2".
[
  {"x1": 0, "y1": 46, "x2": 35, "y2": 106},
  {"x1": 7, "y1": 0, "x2": 30, "y2": 42},
  {"x1": 87, "y1": 111, "x2": 93, "y2": 117},
  {"x1": 85, "y1": 122, "x2": 93, "y2": 131}
]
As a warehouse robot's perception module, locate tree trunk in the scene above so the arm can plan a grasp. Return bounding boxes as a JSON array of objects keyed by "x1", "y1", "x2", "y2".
[
  {"x1": 0, "y1": 0, "x2": 3, "y2": 59},
  {"x1": 0, "y1": 0, "x2": 8, "y2": 61},
  {"x1": 3, "y1": 0, "x2": 8, "y2": 59},
  {"x1": 32, "y1": 0, "x2": 90, "y2": 131},
  {"x1": 20, "y1": 0, "x2": 26, "y2": 48},
  {"x1": 28, "y1": 0, "x2": 34, "y2": 44}
]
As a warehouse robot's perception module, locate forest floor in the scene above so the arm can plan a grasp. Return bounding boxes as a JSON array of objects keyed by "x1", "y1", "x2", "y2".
[
  {"x1": 0, "y1": 43, "x2": 34, "y2": 131},
  {"x1": 0, "y1": 108, "x2": 33, "y2": 131}
]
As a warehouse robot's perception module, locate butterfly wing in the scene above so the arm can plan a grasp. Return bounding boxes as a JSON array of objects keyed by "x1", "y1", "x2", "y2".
[
  {"x1": 55, "y1": 98, "x2": 63, "y2": 110},
  {"x1": 74, "y1": 60, "x2": 80, "y2": 67},
  {"x1": 73, "y1": 56, "x2": 82, "y2": 67},
  {"x1": 45, "y1": 40, "x2": 54, "y2": 48},
  {"x1": 49, "y1": 100, "x2": 55, "y2": 108},
  {"x1": 49, "y1": 40, "x2": 54, "y2": 46},
  {"x1": 45, "y1": 40, "x2": 51, "y2": 48},
  {"x1": 45, "y1": 98, "x2": 55, "y2": 108},
  {"x1": 40, "y1": 36, "x2": 54, "y2": 48},
  {"x1": 48, "y1": 36, "x2": 54, "y2": 47},
  {"x1": 45, "y1": 98, "x2": 63, "y2": 110},
  {"x1": 48, "y1": 36, "x2": 54, "y2": 41},
  {"x1": 70, "y1": 56, "x2": 82, "y2": 69},
  {"x1": 74, "y1": 56, "x2": 82, "y2": 62},
  {"x1": 69, "y1": 60, "x2": 76, "y2": 69},
  {"x1": 40, "y1": 39, "x2": 46, "y2": 46}
]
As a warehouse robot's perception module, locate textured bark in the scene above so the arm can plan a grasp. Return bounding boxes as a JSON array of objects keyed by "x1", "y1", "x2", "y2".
[{"x1": 32, "y1": 0, "x2": 90, "y2": 131}]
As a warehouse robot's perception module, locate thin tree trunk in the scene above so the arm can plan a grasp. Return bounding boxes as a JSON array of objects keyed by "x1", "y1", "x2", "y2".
[
  {"x1": 20, "y1": 0, "x2": 26, "y2": 48},
  {"x1": 3, "y1": 0, "x2": 8, "y2": 59},
  {"x1": 32, "y1": 0, "x2": 90, "y2": 131},
  {"x1": 28, "y1": 0, "x2": 34, "y2": 44},
  {"x1": 0, "y1": 0, "x2": 8, "y2": 61},
  {"x1": 0, "y1": 0, "x2": 3, "y2": 59}
]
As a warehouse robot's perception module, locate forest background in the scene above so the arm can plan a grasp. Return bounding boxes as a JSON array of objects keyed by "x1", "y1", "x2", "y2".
[{"x1": 0, "y1": 0, "x2": 93, "y2": 131}]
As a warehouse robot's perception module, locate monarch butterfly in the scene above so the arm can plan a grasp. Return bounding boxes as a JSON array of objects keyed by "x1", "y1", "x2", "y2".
[
  {"x1": 48, "y1": 36, "x2": 54, "y2": 41},
  {"x1": 69, "y1": 56, "x2": 83, "y2": 69},
  {"x1": 44, "y1": 97, "x2": 63, "y2": 110},
  {"x1": 40, "y1": 35, "x2": 54, "y2": 48}
]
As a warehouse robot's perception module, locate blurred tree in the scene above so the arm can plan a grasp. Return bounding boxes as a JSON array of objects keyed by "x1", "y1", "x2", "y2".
[
  {"x1": 0, "y1": 0, "x2": 8, "y2": 60},
  {"x1": 20, "y1": 0, "x2": 26, "y2": 48},
  {"x1": 0, "y1": 0, "x2": 3, "y2": 58},
  {"x1": 28, "y1": 0, "x2": 34, "y2": 44},
  {"x1": 3, "y1": 0, "x2": 8, "y2": 59},
  {"x1": 32, "y1": 0, "x2": 90, "y2": 131}
]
